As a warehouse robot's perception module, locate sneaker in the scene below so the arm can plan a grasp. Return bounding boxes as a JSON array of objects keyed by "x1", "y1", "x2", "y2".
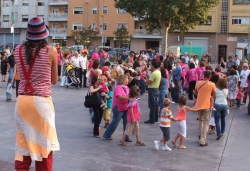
[
  {"x1": 138, "y1": 97, "x2": 140, "y2": 100},
  {"x1": 238, "y1": 107, "x2": 242, "y2": 110},
  {"x1": 171, "y1": 101, "x2": 175, "y2": 104},
  {"x1": 154, "y1": 141, "x2": 160, "y2": 150},
  {"x1": 144, "y1": 93, "x2": 148, "y2": 96},
  {"x1": 162, "y1": 145, "x2": 172, "y2": 151}
]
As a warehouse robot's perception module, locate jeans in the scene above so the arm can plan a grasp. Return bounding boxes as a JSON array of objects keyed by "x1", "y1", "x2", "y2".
[
  {"x1": 214, "y1": 103, "x2": 227, "y2": 136},
  {"x1": 8, "y1": 67, "x2": 14, "y2": 80},
  {"x1": 236, "y1": 99, "x2": 241, "y2": 107},
  {"x1": 172, "y1": 80, "x2": 180, "y2": 102},
  {"x1": 158, "y1": 89, "x2": 168, "y2": 112},
  {"x1": 6, "y1": 92, "x2": 12, "y2": 100},
  {"x1": 148, "y1": 88, "x2": 159, "y2": 123},
  {"x1": 248, "y1": 90, "x2": 250, "y2": 114},
  {"x1": 140, "y1": 80, "x2": 146, "y2": 95},
  {"x1": 103, "y1": 105, "x2": 129, "y2": 140}
]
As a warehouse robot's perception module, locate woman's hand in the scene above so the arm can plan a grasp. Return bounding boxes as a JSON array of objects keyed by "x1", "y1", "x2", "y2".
[{"x1": 99, "y1": 85, "x2": 103, "y2": 89}]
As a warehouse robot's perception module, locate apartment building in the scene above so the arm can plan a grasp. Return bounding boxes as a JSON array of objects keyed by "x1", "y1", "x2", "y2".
[
  {"x1": 168, "y1": 0, "x2": 250, "y2": 61},
  {"x1": 0, "y1": 0, "x2": 49, "y2": 44}
]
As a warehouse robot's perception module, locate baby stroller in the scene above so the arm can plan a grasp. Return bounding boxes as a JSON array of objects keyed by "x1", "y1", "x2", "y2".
[{"x1": 65, "y1": 64, "x2": 81, "y2": 89}]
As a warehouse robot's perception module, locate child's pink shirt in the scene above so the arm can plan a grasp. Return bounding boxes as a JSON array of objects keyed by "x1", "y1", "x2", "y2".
[
  {"x1": 187, "y1": 68, "x2": 196, "y2": 82},
  {"x1": 100, "y1": 82, "x2": 109, "y2": 93},
  {"x1": 236, "y1": 90, "x2": 243, "y2": 100},
  {"x1": 127, "y1": 98, "x2": 140, "y2": 122},
  {"x1": 112, "y1": 85, "x2": 129, "y2": 111},
  {"x1": 195, "y1": 67, "x2": 205, "y2": 80},
  {"x1": 180, "y1": 63, "x2": 188, "y2": 78},
  {"x1": 140, "y1": 71, "x2": 147, "y2": 80}
]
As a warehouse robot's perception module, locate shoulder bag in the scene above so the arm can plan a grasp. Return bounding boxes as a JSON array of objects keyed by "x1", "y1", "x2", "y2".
[{"x1": 84, "y1": 87, "x2": 101, "y2": 108}]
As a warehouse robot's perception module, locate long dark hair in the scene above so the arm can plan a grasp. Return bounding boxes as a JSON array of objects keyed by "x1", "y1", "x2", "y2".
[
  {"x1": 23, "y1": 40, "x2": 48, "y2": 65},
  {"x1": 160, "y1": 67, "x2": 167, "y2": 79}
]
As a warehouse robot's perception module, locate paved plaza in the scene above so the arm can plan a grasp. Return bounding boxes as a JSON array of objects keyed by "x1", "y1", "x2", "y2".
[{"x1": 0, "y1": 81, "x2": 249, "y2": 171}]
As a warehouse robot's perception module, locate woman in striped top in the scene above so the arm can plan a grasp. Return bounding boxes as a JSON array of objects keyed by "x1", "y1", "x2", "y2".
[{"x1": 14, "y1": 17, "x2": 59, "y2": 171}]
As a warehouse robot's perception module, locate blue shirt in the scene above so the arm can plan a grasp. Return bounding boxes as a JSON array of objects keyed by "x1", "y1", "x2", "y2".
[
  {"x1": 173, "y1": 66, "x2": 182, "y2": 81},
  {"x1": 107, "y1": 91, "x2": 113, "y2": 109}
]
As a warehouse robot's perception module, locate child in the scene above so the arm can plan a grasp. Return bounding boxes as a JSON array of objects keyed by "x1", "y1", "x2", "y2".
[
  {"x1": 236, "y1": 87, "x2": 244, "y2": 109},
  {"x1": 171, "y1": 96, "x2": 198, "y2": 149},
  {"x1": 120, "y1": 86, "x2": 145, "y2": 146},
  {"x1": 227, "y1": 69, "x2": 238, "y2": 107},
  {"x1": 99, "y1": 75, "x2": 109, "y2": 109},
  {"x1": 103, "y1": 84, "x2": 113, "y2": 128},
  {"x1": 154, "y1": 98, "x2": 176, "y2": 151},
  {"x1": 6, "y1": 78, "x2": 12, "y2": 102},
  {"x1": 208, "y1": 111, "x2": 216, "y2": 135}
]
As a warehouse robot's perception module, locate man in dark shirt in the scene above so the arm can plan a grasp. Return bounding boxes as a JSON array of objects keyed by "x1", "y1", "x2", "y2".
[{"x1": 121, "y1": 50, "x2": 128, "y2": 61}]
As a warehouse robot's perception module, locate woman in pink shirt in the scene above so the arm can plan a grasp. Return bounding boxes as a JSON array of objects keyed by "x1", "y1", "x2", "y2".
[
  {"x1": 180, "y1": 58, "x2": 188, "y2": 89},
  {"x1": 57, "y1": 48, "x2": 63, "y2": 81},
  {"x1": 186, "y1": 63, "x2": 196, "y2": 100},
  {"x1": 103, "y1": 75, "x2": 132, "y2": 142},
  {"x1": 195, "y1": 61, "x2": 205, "y2": 82}
]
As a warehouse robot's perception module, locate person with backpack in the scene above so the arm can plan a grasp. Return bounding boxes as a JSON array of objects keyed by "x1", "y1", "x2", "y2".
[{"x1": 227, "y1": 69, "x2": 238, "y2": 107}]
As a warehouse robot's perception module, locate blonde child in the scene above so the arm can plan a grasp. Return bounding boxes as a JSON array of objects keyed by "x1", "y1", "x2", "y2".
[
  {"x1": 120, "y1": 86, "x2": 146, "y2": 146},
  {"x1": 99, "y1": 75, "x2": 109, "y2": 109},
  {"x1": 236, "y1": 87, "x2": 244, "y2": 109},
  {"x1": 171, "y1": 95, "x2": 198, "y2": 149},
  {"x1": 154, "y1": 98, "x2": 176, "y2": 151},
  {"x1": 103, "y1": 84, "x2": 113, "y2": 128}
]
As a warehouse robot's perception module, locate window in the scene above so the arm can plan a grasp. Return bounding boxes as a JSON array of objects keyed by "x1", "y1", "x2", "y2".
[
  {"x1": 22, "y1": 0, "x2": 29, "y2": 6},
  {"x1": 73, "y1": 23, "x2": 83, "y2": 31},
  {"x1": 118, "y1": 8, "x2": 127, "y2": 13},
  {"x1": 74, "y1": 7, "x2": 83, "y2": 14},
  {"x1": 64, "y1": 8, "x2": 68, "y2": 13},
  {"x1": 102, "y1": 23, "x2": 107, "y2": 30},
  {"x1": 37, "y1": 15, "x2": 44, "y2": 20},
  {"x1": 22, "y1": 15, "x2": 29, "y2": 22},
  {"x1": 38, "y1": 1, "x2": 44, "y2": 6},
  {"x1": 233, "y1": 0, "x2": 250, "y2": 4},
  {"x1": 91, "y1": 23, "x2": 97, "y2": 31},
  {"x1": 92, "y1": 7, "x2": 97, "y2": 14},
  {"x1": 117, "y1": 23, "x2": 128, "y2": 29},
  {"x1": 103, "y1": 6, "x2": 108, "y2": 14},
  {"x1": 3, "y1": 15, "x2": 9, "y2": 22},
  {"x1": 200, "y1": 16, "x2": 212, "y2": 25},
  {"x1": 232, "y1": 19, "x2": 242, "y2": 25}
]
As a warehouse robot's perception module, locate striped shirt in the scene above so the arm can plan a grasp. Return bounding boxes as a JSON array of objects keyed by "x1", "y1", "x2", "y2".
[
  {"x1": 14, "y1": 45, "x2": 52, "y2": 97},
  {"x1": 160, "y1": 108, "x2": 173, "y2": 127}
]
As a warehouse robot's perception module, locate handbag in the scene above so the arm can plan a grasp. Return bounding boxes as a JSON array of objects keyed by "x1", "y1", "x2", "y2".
[{"x1": 84, "y1": 88, "x2": 101, "y2": 108}]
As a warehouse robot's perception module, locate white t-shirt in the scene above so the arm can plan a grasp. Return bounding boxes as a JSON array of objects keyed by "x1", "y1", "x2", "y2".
[
  {"x1": 215, "y1": 88, "x2": 228, "y2": 105},
  {"x1": 70, "y1": 56, "x2": 80, "y2": 68},
  {"x1": 79, "y1": 56, "x2": 87, "y2": 69},
  {"x1": 190, "y1": 58, "x2": 199, "y2": 68},
  {"x1": 240, "y1": 70, "x2": 250, "y2": 87}
]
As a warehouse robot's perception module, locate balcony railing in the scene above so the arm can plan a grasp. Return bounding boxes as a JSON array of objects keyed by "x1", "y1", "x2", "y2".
[
  {"x1": 133, "y1": 29, "x2": 162, "y2": 38},
  {"x1": 48, "y1": 13, "x2": 68, "y2": 21},
  {"x1": 49, "y1": 0, "x2": 68, "y2": 5},
  {"x1": 50, "y1": 28, "x2": 67, "y2": 37}
]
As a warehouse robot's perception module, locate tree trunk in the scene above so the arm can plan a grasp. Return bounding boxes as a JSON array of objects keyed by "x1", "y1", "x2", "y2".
[{"x1": 160, "y1": 24, "x2": 169, "y2": 55}]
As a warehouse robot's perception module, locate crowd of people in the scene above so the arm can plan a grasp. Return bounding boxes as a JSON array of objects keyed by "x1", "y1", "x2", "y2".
[{"x1": 0, "y1": 16, "x2": 249, "y2": 171}]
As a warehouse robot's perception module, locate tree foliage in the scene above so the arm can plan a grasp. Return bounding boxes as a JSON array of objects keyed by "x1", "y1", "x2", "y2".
[
  {"x1": 113, "y1": 27, "x2": 132, "y2": 51},
  {"x1": 71, "y1": 26, "x2": 99, "y2": 48},
  {"x1": 114, "y1": 0, "x2": 219, "y2": 54}
]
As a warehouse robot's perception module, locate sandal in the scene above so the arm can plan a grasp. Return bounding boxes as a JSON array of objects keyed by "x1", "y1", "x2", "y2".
[
  {"x1": 178, "y1": 146, "x2": 187, "y2": 149},
  {"x1": 120, "y1": 140, "x2": 128, "y2": 146},
  {"x1": 135, "y1": 141, "x2": 146, "y2": 146},
  {"x1": 94, "y1": 135, "x2": 100, "y2": 138},
  {"x1": 171, "y1": 141, "x2": 177, "y2": 147},
  {"x1": 125, "y1": 139, "x2": 133, "y2": 142}
]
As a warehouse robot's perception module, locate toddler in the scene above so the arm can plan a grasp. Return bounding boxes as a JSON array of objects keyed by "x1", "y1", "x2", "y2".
[
  {"x1": 236, "y1": 87, "x2": 244, "y2": 109},
  {"x1": 208, "y1": 111, "x2": 216, "y2": 135},
  {"x1": 6, "y1": 78, "x2": 12, "y2": 102},
  {"x1": 120, "y1": 86, "x2": 145, "y2": 146},
  {"x1": 171, "y1": 95, "x2": 198, "y2": 149},
  {"x1": 103, "y1": 84, "x2": 113, "y2": 128},
  {"x1": 154, "y1": 98, "x2": 176, "y2": 151},
  {"x1": 99, "y1": 75, "x2": 109, "y2": 109}
]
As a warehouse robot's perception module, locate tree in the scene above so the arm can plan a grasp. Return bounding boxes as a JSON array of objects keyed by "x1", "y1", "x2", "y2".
[
  {"x1": 71, "y1": 26, "x2": 99, "y2": 48},
  {"x1": 113, "y1": 27, "x2": 132, "y2": 55},
  {"x1": 114, "y1": 0, "x2": 219, "y2": 55}
]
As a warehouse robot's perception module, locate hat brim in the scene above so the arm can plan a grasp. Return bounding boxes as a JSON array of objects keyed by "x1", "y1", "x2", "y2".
[{"x1": 26, "y1": 27, "x2": 50, "y2": 41}]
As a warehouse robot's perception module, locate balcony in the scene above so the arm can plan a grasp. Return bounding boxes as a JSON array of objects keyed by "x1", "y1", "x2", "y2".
[
  {"x1": 133, "y1": 29, "x2": 162, "y2": 38},
  {"x1": 48, "y1": 13, "x2": 68, "y2": 21},
  {"x1": 49, "y1": 0, "x2": 68, "y2": 5},
  {"x1": 50, "y1": 28, "x2": 67, "y2": 37}
]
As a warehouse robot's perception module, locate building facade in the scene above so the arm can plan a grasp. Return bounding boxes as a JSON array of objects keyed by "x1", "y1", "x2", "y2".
[{"x1": 0, "y1": 0, "x2": 49, "y2": 44}]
